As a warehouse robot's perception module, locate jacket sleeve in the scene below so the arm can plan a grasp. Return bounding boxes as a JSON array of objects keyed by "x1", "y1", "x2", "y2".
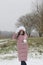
[
  {"x1": 23, "y1": 33, "x2": 28, "y2": 44},
  {"x1": 25, "y1": 33, "x2": 28, "y2": 40},
  {"x1": 12, "y1": 33, "x2": 17, "y2": 39}
]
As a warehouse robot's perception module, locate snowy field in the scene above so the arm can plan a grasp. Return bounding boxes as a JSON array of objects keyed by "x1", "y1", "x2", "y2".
[
  {"x1": 0, "y1": 58, "x2": 43, "y2": 65},
  {"x1": 0, "y1": 50, "x2": 43, "y2": 65}
]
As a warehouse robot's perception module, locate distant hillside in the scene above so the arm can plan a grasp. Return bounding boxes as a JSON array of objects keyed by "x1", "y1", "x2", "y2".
[{"x1": 0, "y1": 31, "x2": 14, "y2": 39}]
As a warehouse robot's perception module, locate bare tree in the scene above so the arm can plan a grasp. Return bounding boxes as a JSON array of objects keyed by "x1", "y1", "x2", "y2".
[{"x1": 16, "y1": 0, "x2": 43, "y2": 36}]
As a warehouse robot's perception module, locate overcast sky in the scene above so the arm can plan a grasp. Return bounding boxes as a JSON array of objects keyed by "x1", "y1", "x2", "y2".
[{"x1": 0, "y1": 0, "x2": 42, "y2": 32}]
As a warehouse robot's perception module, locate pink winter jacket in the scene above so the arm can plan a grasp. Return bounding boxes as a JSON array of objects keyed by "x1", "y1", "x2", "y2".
[
  {"x1": 17, "y1": 33, "x2": 28, "y2": 61},
  {"x1": 12, "y1": 33, "x2": 28, "y2": 61}
]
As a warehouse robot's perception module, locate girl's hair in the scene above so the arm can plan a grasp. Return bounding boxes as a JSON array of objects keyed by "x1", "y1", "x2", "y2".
[{"x1": 17, "y1": 30, "x2": 25, "y2": 38}]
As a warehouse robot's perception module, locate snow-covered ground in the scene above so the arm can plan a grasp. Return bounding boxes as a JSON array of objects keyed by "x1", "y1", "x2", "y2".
[
  {"x1": 0, "y1": 58, "x2": 43, "y2": 65},
  {"x1": 0, "y1": 39, "x2": 9, "y2": 42},
  {"x1": 0, "y1": 39, "x2": 9, "y2": 44},
  {"x1": 0, "y1": 51, "x2": 43, "y2": 65}
]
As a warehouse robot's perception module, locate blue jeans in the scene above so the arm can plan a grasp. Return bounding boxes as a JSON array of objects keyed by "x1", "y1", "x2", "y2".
[{"x1": 21, "y1": 61, "x2": 27, "y2": 65}]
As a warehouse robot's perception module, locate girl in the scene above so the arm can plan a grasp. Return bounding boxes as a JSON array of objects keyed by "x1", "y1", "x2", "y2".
[{"x1": 13, "y1": 26, "x2": 28, "y2": 65}]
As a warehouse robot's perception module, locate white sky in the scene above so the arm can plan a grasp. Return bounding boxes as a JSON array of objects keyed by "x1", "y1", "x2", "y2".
[{"x1": 0, "y1": 0, "x2": 42, "y2": 31}]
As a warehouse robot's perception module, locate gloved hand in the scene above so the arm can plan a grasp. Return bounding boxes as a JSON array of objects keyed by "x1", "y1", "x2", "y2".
[{"x1": 23, "y1": 39, "x2": 27, "y2": 44}]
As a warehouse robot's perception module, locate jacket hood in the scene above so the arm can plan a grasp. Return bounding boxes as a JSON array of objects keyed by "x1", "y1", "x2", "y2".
[{"x1": 15, "y1": 26, "x2": 26, "y2": 33}]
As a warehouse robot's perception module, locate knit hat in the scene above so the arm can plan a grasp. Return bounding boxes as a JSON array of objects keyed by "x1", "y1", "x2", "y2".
[{"x1": 15, "y1": 26, "x2": 26, "y2": 33}]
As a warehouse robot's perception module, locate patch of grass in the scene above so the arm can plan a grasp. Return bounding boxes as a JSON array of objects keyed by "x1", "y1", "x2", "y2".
[
  {"x1": 0, "y1": 37, "x2": 43, "y2": 55},
  {"x1": 0, "y1": 56, "x2": 17, "y2": 60},
  {"x1": 28, "y1": 37, "x2": 43, "y2": 46},
  {"x1": 0, "y1": 39, "x2": 17, "y2": 54},
  {"x1": 28, "y1": 37, "x2": 43, "y2": 54}
]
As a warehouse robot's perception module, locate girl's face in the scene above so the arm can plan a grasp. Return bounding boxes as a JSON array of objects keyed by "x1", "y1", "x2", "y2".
[
  {"x1": 20, "y1": 30, "x2": 25, "y2": 35},
  {"x1": 20, "y1": 31, "x2": 23, "y2": 35}
]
